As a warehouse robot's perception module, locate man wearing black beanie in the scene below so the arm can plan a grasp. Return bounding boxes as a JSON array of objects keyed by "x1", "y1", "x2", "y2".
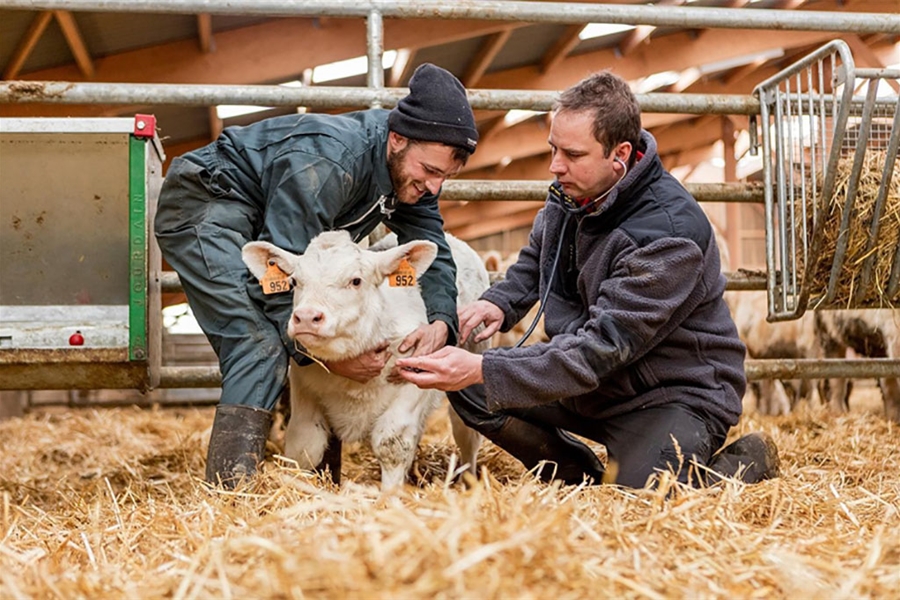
[
  {"x1": 155, "y1": 63, "x2": 478, "y2": 488},
  {"x1": 389, "y1": 63, "x2": 479, "y2": 155}
]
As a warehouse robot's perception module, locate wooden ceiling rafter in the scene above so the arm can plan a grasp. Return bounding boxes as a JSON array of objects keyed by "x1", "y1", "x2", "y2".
[
  {"x1": 446, "y1": 207, "x2": 542, "y2": 240},
  {"x1": 617, "y1": 0, "x2": 686, "y2": 57},
  {"x1": 463, "y1": 28, "x2": 514, "y2": 87},
  {"x1": 388, "y1": 48, "x2": 415, "y2": 87},
  {"x1": 208, "y1": 105, "x2": 222, "y2": 141},
  {"x1": 661, "y1": 144, "x2": 718, "y2": 171},
  {"x1": 53, "y1": 10, "x2": 94, "y2": 79},
  {"x1": 2, "y1": 10, "x2": 53, "y2": 80},
  {"x1": 845, "y1": 34, "x2": 900, "y2": 93},
  {"x1": 197, "y1": 14, "x2": 215, "y2": 54},
  {"x1": 1, "y1": 17, "x2": 514, "y2": 87},
  {"x1": 539, "y1": 24, "x2": 585, "y2": 73},
  {"x1": 3, "y1": 9, "x2": 96, "y2": 80},
  {"x1": 442, "y1": 199, "x2": 540, "y2": 228}
]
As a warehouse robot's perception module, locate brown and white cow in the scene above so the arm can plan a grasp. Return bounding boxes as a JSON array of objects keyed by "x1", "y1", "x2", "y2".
[
  {"x1": 815, "y1": 309, "x2": 900, "y2": 423},
  {"x1": 726, "y1": 290, "x2": 821, "y2": 415}
]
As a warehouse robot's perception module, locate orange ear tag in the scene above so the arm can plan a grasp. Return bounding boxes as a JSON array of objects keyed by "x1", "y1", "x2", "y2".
[
  {"x1": 389, "y1": 258, "x2": 417, "y2": 287},
  {"x1": 260, "y1": 260, "x2": 292, "y2": 295}
]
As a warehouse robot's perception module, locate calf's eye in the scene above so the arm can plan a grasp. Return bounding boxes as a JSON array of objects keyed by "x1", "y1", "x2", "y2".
[{"x1": 351, "y1": 277, "x2": 362, "y2": 287}]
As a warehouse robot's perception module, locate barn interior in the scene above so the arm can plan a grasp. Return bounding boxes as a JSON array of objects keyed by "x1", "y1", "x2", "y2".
[{"x1": 1, "y1": 3, "x2": 899, "y2": 598}]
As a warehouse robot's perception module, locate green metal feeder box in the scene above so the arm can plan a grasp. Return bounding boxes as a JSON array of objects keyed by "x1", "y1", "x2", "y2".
[{"x1": 0, "y1": 116, "x2": 165, "y2": 390}]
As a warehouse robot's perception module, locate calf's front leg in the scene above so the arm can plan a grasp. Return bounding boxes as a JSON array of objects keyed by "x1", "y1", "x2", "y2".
[
  {"x1": 284, "y1": 384, "x2": 331, "y2": 471},
  {"x1": 370, "y1": 389, "x2": 437, "y2": 491}
]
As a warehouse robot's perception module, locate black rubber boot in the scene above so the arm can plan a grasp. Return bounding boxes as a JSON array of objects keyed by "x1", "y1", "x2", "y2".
[
  {"x1": 489, "y1": 416, "x2": 606, "y2": 485},
  {"x1": 708, "y1": 432, "x2": 781, "y2": 484},
  {"x1": 205, "y1": 404, "x2": 273, "y2": 489},
  {"x1": 449, "y1": 385, "x2": 605, "y2": 485}
]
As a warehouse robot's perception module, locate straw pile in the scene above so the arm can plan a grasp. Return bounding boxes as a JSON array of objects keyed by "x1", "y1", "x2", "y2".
[
  {"x1": 1, "y1": 393, "x2": 898, "y2": 599},
  {"x1": 805, "y1": 150, "x2": 900, "y2": 309}
]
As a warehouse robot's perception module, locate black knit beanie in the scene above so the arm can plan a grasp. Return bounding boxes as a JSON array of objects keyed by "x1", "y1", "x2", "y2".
[{"x1": 388, "y1": 63, "x2": 478, "y2": 153}]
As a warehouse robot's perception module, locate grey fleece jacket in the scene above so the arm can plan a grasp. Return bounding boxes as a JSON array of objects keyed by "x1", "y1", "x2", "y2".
[{"x1": 480, "y1": 130, "x2": 746, "y2": 428}]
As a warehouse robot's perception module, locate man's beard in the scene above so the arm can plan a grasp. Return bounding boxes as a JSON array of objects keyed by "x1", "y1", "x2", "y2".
[{"x1": 387, "y1": 144, "x2": 417, "y2": 204}]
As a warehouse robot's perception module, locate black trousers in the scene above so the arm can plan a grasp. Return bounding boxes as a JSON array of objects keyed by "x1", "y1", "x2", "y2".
[{"x1": 449, "y1": 385, "x2": 729, "y2": 488}]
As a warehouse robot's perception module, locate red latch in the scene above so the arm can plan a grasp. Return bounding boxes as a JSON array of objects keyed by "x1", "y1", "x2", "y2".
[{"x1": 133, "y1": 114, "x2": 156, "y2": 138}]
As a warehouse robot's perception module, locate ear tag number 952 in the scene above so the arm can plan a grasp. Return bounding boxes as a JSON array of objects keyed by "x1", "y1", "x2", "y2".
[
  {"x1": 389, "y1": 258, "x2": 416, "y2": 288},
  {"x1": 261, "y1": 260, "x2": 291, "y2": 295}
]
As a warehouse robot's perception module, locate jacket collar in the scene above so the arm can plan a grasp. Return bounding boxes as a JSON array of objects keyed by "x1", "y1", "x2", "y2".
[
  {"x1": 371, "y1": 111, "x2": 396, "y2": 199},
  {"x1": 587, "y1": 129, "x2": 657, "y2": 217}
]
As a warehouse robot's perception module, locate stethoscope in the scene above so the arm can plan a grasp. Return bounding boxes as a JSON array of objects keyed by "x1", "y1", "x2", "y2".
[{"x1": 513, "y1": 156, "x2": 629, "y2": 347}]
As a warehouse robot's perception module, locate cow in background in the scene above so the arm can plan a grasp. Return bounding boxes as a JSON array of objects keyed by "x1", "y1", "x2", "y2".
[
  {"x1": 727, "y1": 291, "x2": 820, "y2": 415},
  {"x1": 815, "y1": 309, "x2": 900, "y2": 423},
  {"x1": 716, "y1": 223, "x2": 820, "y2": 415}
]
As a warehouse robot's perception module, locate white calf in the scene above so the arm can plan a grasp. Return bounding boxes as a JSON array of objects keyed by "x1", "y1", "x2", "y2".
[{"x1": 243, "y1": 230, "x2": 488, "y2": 490}]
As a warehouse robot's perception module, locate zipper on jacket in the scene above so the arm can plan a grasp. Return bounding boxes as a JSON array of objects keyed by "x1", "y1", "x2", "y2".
[{"x1": 340, "y1": 193, "x2": 396, "y2": 237}]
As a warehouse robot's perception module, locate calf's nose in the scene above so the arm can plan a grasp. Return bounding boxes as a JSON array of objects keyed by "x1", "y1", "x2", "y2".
[{"x1": 292, "y1": 307, "x2": 326, "y2": 332}]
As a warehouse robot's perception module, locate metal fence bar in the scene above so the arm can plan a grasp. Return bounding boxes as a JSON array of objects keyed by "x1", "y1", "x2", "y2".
[
  {"x1": 149, "y1": 359, "x2": 900, "y2": 389},
  {"x1": 745, "y1": 358, "x2": 900, "y2": 381},
  {"x1": 439, "y1": 180, "x2": 766, "y2": 202},
  {"x1": 159, "y1": 269, "x2": 767, "y2": 294},
  {"x1": 366, "y1": 9, "x2": 384, "y2": 107},
  {"x1": 1, "y1": 0, "x2": 897, "y2": 34},
  {"x1": 0, "y1": 82, "x2": 763, "y2": 115}
]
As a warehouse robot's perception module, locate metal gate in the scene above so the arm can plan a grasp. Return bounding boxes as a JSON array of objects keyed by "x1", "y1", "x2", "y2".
[{"x1": 755, "y1": 40, "x2": 900, "y2": 321}]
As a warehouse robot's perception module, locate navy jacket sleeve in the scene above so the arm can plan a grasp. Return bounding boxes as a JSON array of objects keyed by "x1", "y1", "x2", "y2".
[{"x1": 482, "y1": 235, "x2": 704, "y2": 411}]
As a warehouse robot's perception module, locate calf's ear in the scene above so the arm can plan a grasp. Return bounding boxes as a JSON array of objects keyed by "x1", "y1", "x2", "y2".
[
  {"x1": 242, "y1": 241, "x2": 296, "y2": 280},
  {"x1": 375, "y1": 240, "x2": 438, "y2": 279}
]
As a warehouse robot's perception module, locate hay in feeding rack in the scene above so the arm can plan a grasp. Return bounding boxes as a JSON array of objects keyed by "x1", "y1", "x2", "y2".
[
  {"x1": 1, "y1": 397, "x2": 899, "y2": 599},
  {"x1": 806, "y1": 150, "x2": 900, "y2": 309}
]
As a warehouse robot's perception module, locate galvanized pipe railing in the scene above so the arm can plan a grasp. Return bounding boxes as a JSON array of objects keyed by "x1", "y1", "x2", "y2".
[
  {"x1": 366, "y1": 9, "x2": 384, "y2": 107},
  {"x1": 153, "y1": 359, "x2": 900, "y2": 390},
  {"x1": 152, "y1": 179, "x2": 768, "y2": 292},
  {"x1": 1, "y1": 0, "x2": 897, "y2": 34},
  {"x1": 0, "y1": 82, "x2": 762, "y2": 115}
]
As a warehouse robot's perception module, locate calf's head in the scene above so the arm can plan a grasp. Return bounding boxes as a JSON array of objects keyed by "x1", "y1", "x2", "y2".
[{"x1": 242, "y1": 230, "x2": 437, "y2": 360}]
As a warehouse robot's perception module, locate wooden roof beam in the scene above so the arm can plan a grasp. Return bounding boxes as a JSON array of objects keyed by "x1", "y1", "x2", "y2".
[
  {"x1": 197, "y1": 14, "x2": 215, "y2": 54},
  {"x1": 653, "y1": 116, "x2": 724, "y2": 155},
  {"x1": 0, "y1": 17, "x2": 516, "y2": 118},
  {"x1": 388, "y1": 48, "x2": 415, "y2": 87},
  {"x1": 845, "y1": 34, "x2": 900, "y2": 93},
  {"x1": 539, "y1": 24, "x2": 584, "y2": 74},
  {"x1": 449, "y1": 210, "x2": 540, "y2": 241},
  {"x1": 480, "y1": 29, "x2": 838, "y2": 92},
  {"x1": 618, "y1": 0, "x2": 686, "y2": 57},
  {"x1": 442, "y1": 199, "x2": 539, "y2": 229},
  {"x1": 477, "y1": 0, "x2": 890, "y2": 93},
  {"x1": 3, "y1": 11, "x2": 53, "y2": 80},
  {"x1": 661, "y1": 144, "x2": 718, "y2": 172},
  {"x1": 461, "y1": 153, "x2": 552, "y2": 181},
  {"x1": 54, "y1": 10, "x2": 94, "y2": 79},
  {"x1": 463, "y1": 28, "x2": 513, "y2": 88}
]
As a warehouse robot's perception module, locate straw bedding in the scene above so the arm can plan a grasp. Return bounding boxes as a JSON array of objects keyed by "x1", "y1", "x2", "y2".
[
  {"x1": 806, "y1": 150, "x2": 900, "y2": 309},
  {"x1": 1, "y1": 391, "x2": 898, "y2": 599}
]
